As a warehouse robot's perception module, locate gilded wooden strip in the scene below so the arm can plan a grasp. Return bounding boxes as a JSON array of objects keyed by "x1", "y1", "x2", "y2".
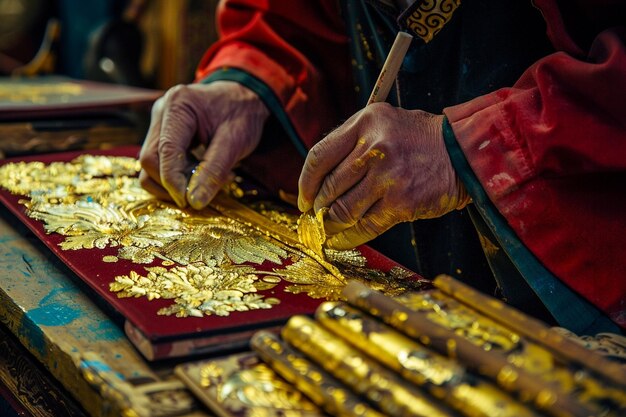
[
  {"x1": 316, "y1": 302, "x2": 540, "y2": 417},
  {"x1": 282, "y1": 315, "x2": 457, "y2": 417},
  {"x1": 342, "y1": 281, "x2": 626, "y2": 417},
  {"x1": 251, "y1": 331, "x2": 385, "y2": 417}
]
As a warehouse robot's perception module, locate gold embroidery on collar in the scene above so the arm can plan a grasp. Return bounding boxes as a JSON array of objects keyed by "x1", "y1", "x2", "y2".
[{"x1": 403, "y1": 0, "x2": 461, "y2": 43}]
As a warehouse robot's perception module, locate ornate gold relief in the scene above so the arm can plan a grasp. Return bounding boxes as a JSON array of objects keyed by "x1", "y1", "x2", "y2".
[{"x1": 0, "y1": 155, "x2": 426, "y2": 318}]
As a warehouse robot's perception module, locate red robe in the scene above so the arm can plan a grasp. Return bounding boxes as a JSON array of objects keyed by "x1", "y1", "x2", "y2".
[{"x1": 196, "y1": 0, "x2": 626, "y2": 329}]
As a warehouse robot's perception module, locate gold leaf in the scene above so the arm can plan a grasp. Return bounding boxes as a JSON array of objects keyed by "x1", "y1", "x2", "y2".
[
  {"x1": 297, "y1": 208, "x2": 328, "y2": 259},
  {"x1": 254, "y1": 281, "x2": 278, "y2": 291},
  {"x1": 118, "y1": 246, "x2": 160, "y2": 264},
  {"x1": 249, "y1": 201, "x2": 300, "y2": 231}
]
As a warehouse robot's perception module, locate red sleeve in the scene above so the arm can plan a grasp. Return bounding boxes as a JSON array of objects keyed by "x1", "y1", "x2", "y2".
[
  {"x1": 195, "y1": 0, "x2": 353, "y2": 148},
  {"x1": 444, "y1": 8, "x2": 626, "y2": 325}
]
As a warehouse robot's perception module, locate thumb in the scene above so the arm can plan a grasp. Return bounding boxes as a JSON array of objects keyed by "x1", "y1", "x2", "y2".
[{"x1": 325, "y1": 203, "x2": 396, "y2": 250}]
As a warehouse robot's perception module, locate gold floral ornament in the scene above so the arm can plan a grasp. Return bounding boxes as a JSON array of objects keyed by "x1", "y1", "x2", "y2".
[
  {"x1": 0, "y1": 157, "x2": 290, "y2": 317},
  {"x1": 110, "y1": 262, "x2": 280, "y2": 317},
  {"x1": 159, "y1": 217, "x2": 288, "y2": 265},
  {"x1": 0, "y1": 157, "x2": 289, "y2": 266},
  {"x1": 0, "y1": 155, "x2": 427, "y2": 318},
  {"x1": 27, "y1": 202, "x2": 184, "y2": 251}
]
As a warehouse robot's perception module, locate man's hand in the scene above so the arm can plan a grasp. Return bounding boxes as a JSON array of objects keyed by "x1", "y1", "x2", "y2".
[
  {"x1": 298, "y1": 103, "x2": 469, "y2": 250},
  {"x1": 139, "y1": 81, "x2": 269, "y2": 209}
]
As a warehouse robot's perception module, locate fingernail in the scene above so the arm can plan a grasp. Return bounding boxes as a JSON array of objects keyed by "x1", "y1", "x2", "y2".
[
  {"x1": 298, "y1": 194, "x2": 311, "y2": 212},
  {"x1": 187, "y1": 186, "x2": 209, "y2": 210},
  {"x1": 172, "y1": 193, "x2": 187, "y2": 208}
]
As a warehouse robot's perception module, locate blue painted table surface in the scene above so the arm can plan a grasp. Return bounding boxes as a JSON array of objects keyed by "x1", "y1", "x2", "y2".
[{"x1": 0, "y1": 207, "x2": 210, "y2": 417}]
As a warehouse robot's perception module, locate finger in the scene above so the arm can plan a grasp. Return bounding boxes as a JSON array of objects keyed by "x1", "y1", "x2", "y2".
[
  {"x1": 298, "y1": 122, "x2": 361, "y2": 212},
  {"x1": 326, "y1": 201, "x2": 397, "y2": 250},
  {"x1": 186, "y1": 121, "x2": 245, "y2": 209},
  {"x1": 158, "y1": 87, "x2": 202, "y2": 207},
  {"x1": 138, "y1": 98, "x2": 164, "y2": 187},
  {"x1": 312, "y1": 138, "x2": 386, "y2": 212},
  {"x1": 323, "y1": 173, "x2": 381, "y2": 235},
  {"x1": 138, "y1": 170, "x2": 172, "y2": 201}
]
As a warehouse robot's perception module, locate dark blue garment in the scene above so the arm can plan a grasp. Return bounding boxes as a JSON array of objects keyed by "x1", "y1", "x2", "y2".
[{"x1": 339, "y1": 0, "x2": 621, "y2": 333}]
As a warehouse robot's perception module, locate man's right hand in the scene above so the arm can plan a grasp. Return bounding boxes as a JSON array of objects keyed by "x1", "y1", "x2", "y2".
[{"x1": 139, "y1": 81, "x2": 269, "y2": 209}]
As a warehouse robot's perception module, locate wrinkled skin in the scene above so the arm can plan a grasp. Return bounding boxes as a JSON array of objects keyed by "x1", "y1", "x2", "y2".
[
  {"x1": 139, "y1": 81, "x2": 269, "y2": 209},
  {"x1": 298, "y1": 103, "x2": 469, "y2": 250}
]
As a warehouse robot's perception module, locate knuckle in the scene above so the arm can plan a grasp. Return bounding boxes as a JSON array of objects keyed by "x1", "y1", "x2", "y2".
[
  {"x1": 320, "y1": 174, "x2": 340, "y2": 200},
  {"x1": 163, "y1": 85, "x2": 201, "y2": 116},
  {"x1": 138, "y1": 152, "x2": 152, "y2": 170},
  {"x1": 166, "y1": 84, "x2": 189, "y2": 98},
  {"x1": 306, "y1": 143, "x2": 326, "y2": 169},
  {"x1": 151, "y1": 97, "x2": 165, "y2": 117},
  {"x1": 139, "y1": 147, "x2": 157, "y2": 171},
  {"x1": 375, "y1": 137, "x2": 393, "y2": 154},
  {"x1": 157, "y1": 138, "x2": 181, "y2": 155},
  {"x1": 330, "y1": 200, "x2": 357, "y2": 225},
  {"x1": 357, "y1": 217, "x2": 382, "y2": 238}
]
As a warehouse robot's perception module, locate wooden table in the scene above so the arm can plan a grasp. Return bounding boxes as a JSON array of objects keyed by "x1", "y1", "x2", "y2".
[{"x1": 0, "y1": 205, "x2": 213, "y2": 417}]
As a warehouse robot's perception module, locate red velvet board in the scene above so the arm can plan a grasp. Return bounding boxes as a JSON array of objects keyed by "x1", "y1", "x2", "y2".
[{"x1": 0, "y1": 147, "x2": 425, "y2": 360}]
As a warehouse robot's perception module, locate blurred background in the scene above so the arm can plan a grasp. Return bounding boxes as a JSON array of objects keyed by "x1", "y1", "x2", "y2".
[
  {"x1": 0, "y1": 0, "x2": 220, "y2": 158},
  {"x1": 0, "y1": 0, "x2": 220, "y2": 89}
]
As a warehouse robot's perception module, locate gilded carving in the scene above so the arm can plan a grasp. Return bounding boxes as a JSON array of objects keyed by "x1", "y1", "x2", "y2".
[{"x1": 0, "y1": 156, "x2": 426, "y2": 318}]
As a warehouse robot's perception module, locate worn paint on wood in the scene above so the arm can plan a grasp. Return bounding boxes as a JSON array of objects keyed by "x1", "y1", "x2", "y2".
[{"x1": 0, "y1": 206, "x2": 209, "y2": 417}]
